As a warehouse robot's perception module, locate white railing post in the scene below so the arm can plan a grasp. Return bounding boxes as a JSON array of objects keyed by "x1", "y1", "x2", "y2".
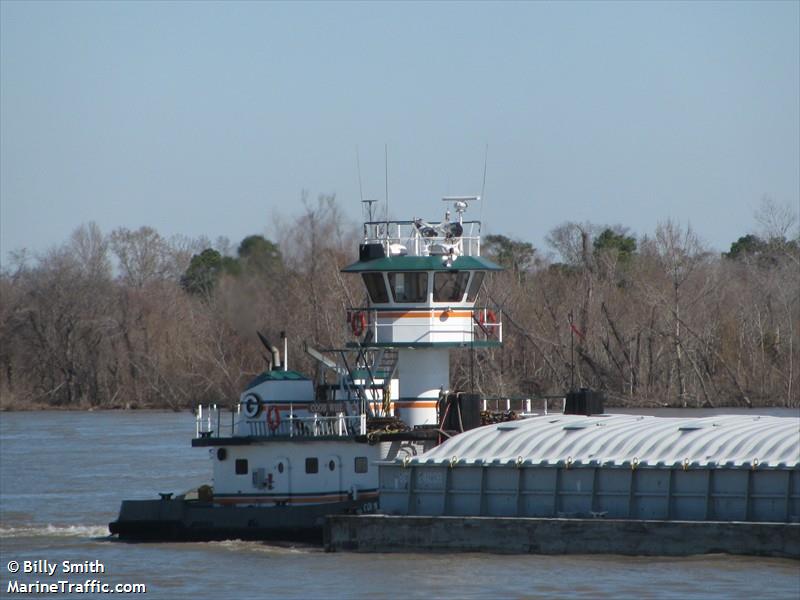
[
  {"x1": 360, "y1": 413, "x2": 367, "y2": 435},
  {"x1": 196, "y1": 405, "x2": 201, "y2": 437},
  {"x1": 526, "y1": 398, "x2": 531, "y2": 413}
]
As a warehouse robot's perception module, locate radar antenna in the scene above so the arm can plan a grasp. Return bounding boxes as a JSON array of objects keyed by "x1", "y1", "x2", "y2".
[{"x1": 442, "y1": 196, "x2": 480, "y2": 224}]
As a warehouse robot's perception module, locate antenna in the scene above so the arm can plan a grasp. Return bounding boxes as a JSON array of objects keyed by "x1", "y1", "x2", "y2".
[
  {"x1": 384, "y1": 144, "x2": 389, "y2": 223},
  {"x1": 568, "y1": 311, "x2": 575, "y2": 390},
  {"x1": 480, "y1": 143, "x2": 488, "y2": 224},
  {"x1": 356, "y1": 146, "x2": 364, "y2": 203}
]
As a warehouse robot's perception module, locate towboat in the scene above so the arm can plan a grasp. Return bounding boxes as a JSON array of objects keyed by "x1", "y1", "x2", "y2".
[{"x1": 109, "y1": 196, "x2": 509, "y2": 541}]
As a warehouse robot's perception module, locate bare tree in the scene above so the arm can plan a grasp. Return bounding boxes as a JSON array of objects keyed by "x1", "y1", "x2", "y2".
[{"x1": 109, "y1": 226, "x2": 171, "y2": 288}]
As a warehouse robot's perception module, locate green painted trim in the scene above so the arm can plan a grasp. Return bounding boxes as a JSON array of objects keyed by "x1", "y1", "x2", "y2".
[
  {"x1": 351, "y1": 368, "x2": 392, "y2": 378},
  {"x1": 341, "y1": 256, "x2": 502, "y2": 273},
  {"x1": 245, "y1": 370, "x2": 310, "y2": 388}
]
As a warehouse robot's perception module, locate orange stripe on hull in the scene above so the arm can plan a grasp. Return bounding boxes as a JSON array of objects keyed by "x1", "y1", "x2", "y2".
[{"x1": 395, "y1": 401, "x2": 438, "y2": 408}]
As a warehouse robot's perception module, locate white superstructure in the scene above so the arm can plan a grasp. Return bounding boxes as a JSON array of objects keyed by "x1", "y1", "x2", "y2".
[{"x1": 342, "y1": 198, "x2": 503, "y2": 427}]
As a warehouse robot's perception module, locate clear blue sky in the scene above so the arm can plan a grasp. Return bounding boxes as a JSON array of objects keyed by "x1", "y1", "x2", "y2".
[{"x1": 1, "y1": 1, "x2": 798, "y2": 260}]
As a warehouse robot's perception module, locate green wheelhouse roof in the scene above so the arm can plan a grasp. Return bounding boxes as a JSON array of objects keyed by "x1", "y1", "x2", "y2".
[
  {"x1": 341, "y1": 255, "x2": 503, "y2": 273},
  {"x1": 245, "y1": 370, "x2": 309, "y2": 388}
]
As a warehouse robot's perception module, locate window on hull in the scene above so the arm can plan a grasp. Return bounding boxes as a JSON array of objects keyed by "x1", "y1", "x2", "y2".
[
  {"x1": 433, "y1": 271, "x2": 470, "y2": 302},
  {"x1": 388, "y1": 272, "x2": 428, "y2": 303},
  {"x1": 305, "y1": 457, "x2": 319, "y2": 474},
  {"x1": 235, "y1": 459, "x2": 248, "y2": 475},
  {"x1": 354, "y1": 457, "x2": 368, "y2": 473}
]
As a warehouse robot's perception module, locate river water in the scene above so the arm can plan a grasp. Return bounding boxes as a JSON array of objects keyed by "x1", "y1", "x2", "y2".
[{"x1": 1, "y1": 409, "x2": 798, "y2": 599}]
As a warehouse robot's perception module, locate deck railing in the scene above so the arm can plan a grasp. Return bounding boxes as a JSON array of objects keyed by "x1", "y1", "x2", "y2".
[
  {"x1": 363, "y1": 220, "x2": 482, "y2": 257},
  {"x1": 480, "y1": 396, "x2": 566, "y2": 415},
  {"x1": 347, "y1": 306, "x2": 502, "y2": 344},
  {"x1": 195, "y1": 405, "x2": 366, "y2": 439}
]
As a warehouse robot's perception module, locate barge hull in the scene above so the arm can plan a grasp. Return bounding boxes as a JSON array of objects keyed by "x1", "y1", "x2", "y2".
[{"x1": 324, "y1": 514, "x2": 800, "y2": 558}]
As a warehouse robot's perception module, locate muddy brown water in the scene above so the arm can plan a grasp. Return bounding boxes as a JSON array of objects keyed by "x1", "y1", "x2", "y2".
[{"x1": 1, "y1": 410, "x2": 798, "y2": 599}]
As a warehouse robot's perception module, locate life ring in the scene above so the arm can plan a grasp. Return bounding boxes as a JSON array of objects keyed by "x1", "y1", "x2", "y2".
[
  {"x1": 478, "y1": 309, "x2": 498, "y2": 336},
  {"x1": 266, "y1": 405, "x2": 281, "y2": 432},
  {"x1": 350, "y1": 311, "x2": 367, "y2": 337},
  {"x1": 242, "y1": 393, "x2": 262, "y2": 418}
]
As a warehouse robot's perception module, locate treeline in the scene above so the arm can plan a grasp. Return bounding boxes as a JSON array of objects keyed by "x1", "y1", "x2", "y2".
[{"x1": 1, "y1": 196, "x2": 797, "y2": 410}]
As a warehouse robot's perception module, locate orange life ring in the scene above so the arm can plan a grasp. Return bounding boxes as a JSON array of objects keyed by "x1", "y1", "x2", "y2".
[
  {"x1": 350, "y1": 311, "x2": 367, "y2": 337},
  {"x1": 478, "y1": 309, "x2": 498, "y2": 337},
  {"x1": 266, "y1": 405, "x2": 281, "y2": 432}
]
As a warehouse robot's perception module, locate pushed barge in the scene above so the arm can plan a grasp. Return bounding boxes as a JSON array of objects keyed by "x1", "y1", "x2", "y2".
[
  {"x1": 110, "y1": 196, "x2": 507, "y2": 541},
  {"x1": 380, "y1": 413, "x2": 800, "y2": 522},
  {"x1": 326, "y1": 412, "x2": 800, "y2": 557}
]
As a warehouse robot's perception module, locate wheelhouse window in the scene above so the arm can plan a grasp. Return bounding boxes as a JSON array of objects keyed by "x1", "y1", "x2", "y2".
[
  {"x1": 466, "y1": 272, "x2": 485, "y2": 302},
  {"x1": 388, "y1": 272, "x2": 428, "y2": 303},
  {"x1": 354, "y1": 457, "x2": 368, "y2": 473},
  {"x1": 305, "y1": 457, "x2": 319, "y2": 474},
  {"x1": 235, "y1": 459, "x2": 248, "y2": 475},
  {"x1": 362, "y1": 273, "x2": 389, "y2": 303},
  {"x1": 433, "y1": 272, "x2": 470, "y2": 302}
]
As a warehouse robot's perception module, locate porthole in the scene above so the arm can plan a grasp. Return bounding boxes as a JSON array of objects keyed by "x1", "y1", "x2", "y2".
[
  {"x1": 329, "y1": 460, "x2": 336, "y2": 471},
  {"x1": 277, "y1": 462, "x2": 284, "y2": 473},
  {"x1": 217, "y1": 448, "x2": 228, "y2": 461}
]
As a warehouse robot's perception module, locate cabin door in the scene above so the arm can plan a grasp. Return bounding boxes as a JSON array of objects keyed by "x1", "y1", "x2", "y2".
[
  {"x1": 273, "y1": 456, "x2": 290, "y2": 497},
  {"x1": 322, "y1": 454, "x2": 342, "y2": 500}
]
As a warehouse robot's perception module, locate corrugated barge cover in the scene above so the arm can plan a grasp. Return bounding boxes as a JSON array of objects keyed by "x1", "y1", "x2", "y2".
[{"x1": 406, "y1": 414, "x2": 800, "y2": 469}]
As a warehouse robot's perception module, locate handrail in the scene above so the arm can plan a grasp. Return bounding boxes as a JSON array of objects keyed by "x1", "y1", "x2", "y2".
[
  {"x1": 346, "y1": 306, "x2": 503, "y2": 343},
  {"x1": 195, "y1": 406, "x2": 366, "y2": 439},
  {"x1": 361, "y1": 220, "x2": 482, "y2": 257},
  {"x1": 480, "y1": 396, "x2": 566, "y2": 415}
]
